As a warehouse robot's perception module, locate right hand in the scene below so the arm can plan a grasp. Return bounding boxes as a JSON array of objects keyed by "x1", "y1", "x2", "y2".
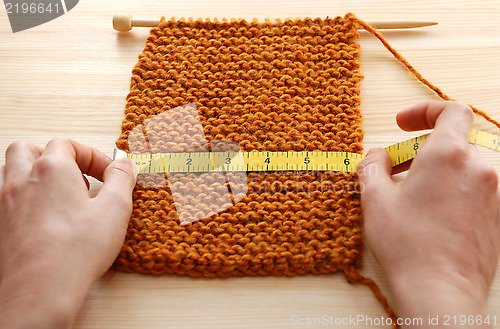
[{"x1": 357, "y1": 101, "x2": 500, "y2": 327}]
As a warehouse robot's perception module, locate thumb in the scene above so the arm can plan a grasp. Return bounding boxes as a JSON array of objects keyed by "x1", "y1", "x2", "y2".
[
  {"x1": 357, "y1": 148, "x2": 395, "y2": 198},
  {"x1": 98, "y1": 157, "x2": 137, "y2": 209}
]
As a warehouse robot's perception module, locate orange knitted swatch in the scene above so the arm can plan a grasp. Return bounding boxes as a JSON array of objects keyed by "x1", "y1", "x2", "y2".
[{"x1": 116, "y1": 13, "x2": 365, "y2": 275}]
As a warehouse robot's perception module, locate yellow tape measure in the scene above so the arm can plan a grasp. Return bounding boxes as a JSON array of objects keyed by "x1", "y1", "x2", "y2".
[{"x1": 114, "y1": 129, "x2": 500, "y2": 174}]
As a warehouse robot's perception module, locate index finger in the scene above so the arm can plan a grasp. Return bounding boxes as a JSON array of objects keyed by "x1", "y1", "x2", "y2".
[
  {"x1": 4, "y1": 142, "x2": 44, "y2": 182},
  {"x1": 396, "y1": 101, "x2": 474, "y2": 144},
  {"x1": 41, "y1": 138, "x2": 112, "y2": 182}
]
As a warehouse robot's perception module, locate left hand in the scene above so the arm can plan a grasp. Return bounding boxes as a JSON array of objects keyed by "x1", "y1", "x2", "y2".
[{"x1": 0, "y1": 138, "x2": 137, "y2": 329}]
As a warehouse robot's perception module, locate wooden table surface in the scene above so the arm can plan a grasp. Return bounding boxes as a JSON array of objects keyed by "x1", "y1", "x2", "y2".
[{"x1": 1, "y1": 1, "x2": 500, "y2": 328}]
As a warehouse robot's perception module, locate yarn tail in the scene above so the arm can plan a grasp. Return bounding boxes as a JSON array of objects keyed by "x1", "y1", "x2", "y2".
[
  {"x1": 344, "y1": 266, "x2": 400, "y2": 329},
  {"x1": 349, "y1": 13, "x2": 500, "y2": 130}
]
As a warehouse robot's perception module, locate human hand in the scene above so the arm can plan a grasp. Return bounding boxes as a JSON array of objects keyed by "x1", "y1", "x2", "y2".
[
  {"x1": 358, "y1": 102, "x2": 500, "y2": 327},
  {"x1": 0, "y1": 138, "x2": 137, "y2": 329}
]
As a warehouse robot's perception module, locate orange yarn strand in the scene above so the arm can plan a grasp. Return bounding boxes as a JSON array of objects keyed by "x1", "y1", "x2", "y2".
[
  {"x1": 352, "y1": 15, "x2": 500, "y2": 131},
  {"x1": 345, "y1": 267, "x2": 399, "y2": 329}
]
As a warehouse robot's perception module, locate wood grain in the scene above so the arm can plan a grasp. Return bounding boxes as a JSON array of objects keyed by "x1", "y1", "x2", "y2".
[{"x1": 1, "y1": 1, "x2": 500, "y2": 328}]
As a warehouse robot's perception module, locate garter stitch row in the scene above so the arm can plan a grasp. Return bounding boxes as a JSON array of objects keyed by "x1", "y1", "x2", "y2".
[{"x1": 115, "y1": 12, "x2": 400, "y2": 324}]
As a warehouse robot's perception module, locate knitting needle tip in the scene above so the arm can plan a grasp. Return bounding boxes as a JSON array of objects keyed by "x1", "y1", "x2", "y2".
[
  {"x1": 113, "y1": 13, "x2": 438, "y2": 32},
  {"x1": 367, "y1": 21, "x2": 438, "y2": 29}
]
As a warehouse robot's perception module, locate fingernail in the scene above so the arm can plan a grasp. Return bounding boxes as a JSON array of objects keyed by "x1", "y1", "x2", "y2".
[{"x1": 130, "y1": 159, "x2": 138, "y2": 179}]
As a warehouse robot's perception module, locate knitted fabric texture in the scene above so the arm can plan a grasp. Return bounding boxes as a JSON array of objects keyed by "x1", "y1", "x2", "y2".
[{"x1": 115, "y1": 13, "x2": 366, "y2": 279}]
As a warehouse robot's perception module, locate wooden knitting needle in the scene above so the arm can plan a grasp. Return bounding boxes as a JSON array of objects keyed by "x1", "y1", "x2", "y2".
[{"x1": 113, "y1": 13, "x2": 437, "y2": 32}]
